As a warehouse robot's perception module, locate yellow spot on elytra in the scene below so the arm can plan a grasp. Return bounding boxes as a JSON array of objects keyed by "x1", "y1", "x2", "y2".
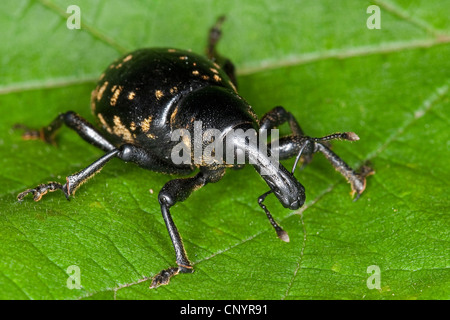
[
  {"x1": 97, "y1": 113, "x2": 112, "y2": 134},
  {"x1": 170, "y1": 86, "x2": 178, "y2": 94},
  {"x1": 229, "y1": 80, "x2": 237, "y2": 93},
  {"x1": 113, "y1": 115, "x2": 133, "y2": 142},
  {"x1": 90, "y1": 102, "x2": 96, "y2": 114},
  {"x1": 141, "y1": 116, "x2": 152, "y2": 132},
  {"x1": 90, "y1": 88, "x2": 98, "y2": 113},
  {"x1": 213, "y1": 62, "x2": 221, "y2": 69},
  {"x1": 155, "y1": 90, "x2": 164, "y2": 100},
  {"x1": 202, "y1": 75, "x2": 210, "y2": 80},
  {"x1": 110, "y1": 85, "x2": 123, "y2": 106},
  {"x1": 248, "y1": 107, "x2": 259, "y2": 124},
  {"x1": 181, "y1": 132, "x2": 191, "y2": 151},
  {"x1": 170, "y1": 105, "x2": 179, "y2": 125},
  {"x1": 97, "y1": 81, "x2": 109, "y2": 101},
  {"x1": 209, "y1": 68, "x2": 219, "y2": 74},
  {"x1": 123, "y1": 54, "x2": 132, "y2": 62},
  {"x1": 179, "y1": 56, "x2": 188, "y2": 60},
  {"x1": 192, "y1": 70, "x2": 199, "y2": 76},
  {"x1": 213, "y1": 74, "x2": 222, "y2": 82},
  {"x1": 128, "y1": 91, "x2": 136, "y2": 100},
  {"x1": 130, "y1": 122, "x2": 136, "y2": 131},
  {"x1": 168, "y1": 49, "x2": 176, "y2": 53}
]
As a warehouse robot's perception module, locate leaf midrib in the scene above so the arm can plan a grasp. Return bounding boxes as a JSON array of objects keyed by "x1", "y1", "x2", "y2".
[{"x1": 2, "y1": 0, "x2": 448, "y2": 96}]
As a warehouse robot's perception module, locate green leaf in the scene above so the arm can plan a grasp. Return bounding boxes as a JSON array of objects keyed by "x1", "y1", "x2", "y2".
[{"x1": 1, "y1": 0, "x2": 448, "y2": 300}]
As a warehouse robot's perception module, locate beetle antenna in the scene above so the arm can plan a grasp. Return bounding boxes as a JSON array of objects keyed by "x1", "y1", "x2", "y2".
[
  {"x1": 291, "y1": 141, "x2": 308, "y2": 174},
  {"x1": 258, "y1": 190, "x2": 290, "y2": 242},
  {"x1": 313, "y1": 132, "x2": 360, "y2": 142}
]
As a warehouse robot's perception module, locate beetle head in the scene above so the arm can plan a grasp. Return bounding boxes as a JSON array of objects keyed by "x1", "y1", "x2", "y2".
[
  {"x1": 227, "y1": 122, "x2": 305, "y2": 211},
  {"x1": 262, "y1": 165, "x2": 305, "y2": 210}
]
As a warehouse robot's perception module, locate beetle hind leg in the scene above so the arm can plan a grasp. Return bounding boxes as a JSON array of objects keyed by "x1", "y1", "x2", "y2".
[
  {"x1": 13, "y1": 111, "x2": 116, "y2": 152},
  {"x1": 206, "y1": 15, "x2": 237, "y2": 87}
]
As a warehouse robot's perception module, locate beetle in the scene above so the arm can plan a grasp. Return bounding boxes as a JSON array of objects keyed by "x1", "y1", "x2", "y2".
[{"x1": 15, "y1": 17, "x2": 372, "y2": 288}]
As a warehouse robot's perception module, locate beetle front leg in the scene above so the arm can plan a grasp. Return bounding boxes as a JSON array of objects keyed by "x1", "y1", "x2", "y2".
[{"x1": 151, "y1": 169, "x2": 224, "y2": 288}]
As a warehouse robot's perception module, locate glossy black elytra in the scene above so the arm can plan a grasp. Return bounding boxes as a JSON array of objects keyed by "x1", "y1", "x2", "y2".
[{"x1": 15, "y1": 17, "x2": 373, "y2": 288}]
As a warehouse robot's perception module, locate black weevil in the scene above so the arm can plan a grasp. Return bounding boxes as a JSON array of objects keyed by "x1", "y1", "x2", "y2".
[{"x1": 15, "y1": 17, "x2": 373, "y2": 288}]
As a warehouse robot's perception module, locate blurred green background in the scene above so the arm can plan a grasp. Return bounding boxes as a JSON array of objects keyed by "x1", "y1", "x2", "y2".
[{"x1": 0, "y1": 0, "x2": 448, "y2": 299}]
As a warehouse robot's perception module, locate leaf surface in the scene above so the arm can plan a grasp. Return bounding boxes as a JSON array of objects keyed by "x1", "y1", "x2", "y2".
[{"x1": 0, "y1": 0, "x2": 448, "y2": 299}]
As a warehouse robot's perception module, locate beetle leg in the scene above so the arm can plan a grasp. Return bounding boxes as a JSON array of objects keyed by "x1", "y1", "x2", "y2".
[
  {"x1": 258, "y1": 190, "x2": 290, "y2": 242},
  {"x1": 151, "y1": 168, "x2": 224, "y2": 289},
  {"x1": 17, "y1": 181, "x2": 66, "y2": 202},
  {"x1": 117, "y1": 144, "x2": 194, "y2": 175},
  {"x1": 17, "y1": 142, "x2": 196, "y2": 203},
  {"x1": 16, "y1": 110, "x2": 121, "y2": 202},
  {"x1": 14, "y1": 111, "x2": 116, "y2": 152},
  {"x1": 259, "y1": 106, "x2": 315, "y2": 167},
  {"x1": 206, "y1": 15, "x2": 237, "y2": 88},
  {"x1": 17, "y1": 150, "x2": 119, "y2": 202},
  {"x1": 259, "y1": 106, "x2": 305, "y2": 136},
  {"x1": 270, "y1": 132, "x2": 374, "y2": 199},
  {"x1": 206, "y1": 15, "x2": 225, "y2": 60},
  {"x1": 256, "y1": 137, "x2": 312, "y2": 242}
]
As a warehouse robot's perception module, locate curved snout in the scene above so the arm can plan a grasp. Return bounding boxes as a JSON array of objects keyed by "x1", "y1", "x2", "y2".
[
  {"x1": 277, "y1": 177, "x2": 305, "y2": 210},
  {"x1": 246, "y1": 138, "x2": 306, "y2": 211},
  {"x1": 262, "y1": 165, "x2": 306, "y2": 210}
]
